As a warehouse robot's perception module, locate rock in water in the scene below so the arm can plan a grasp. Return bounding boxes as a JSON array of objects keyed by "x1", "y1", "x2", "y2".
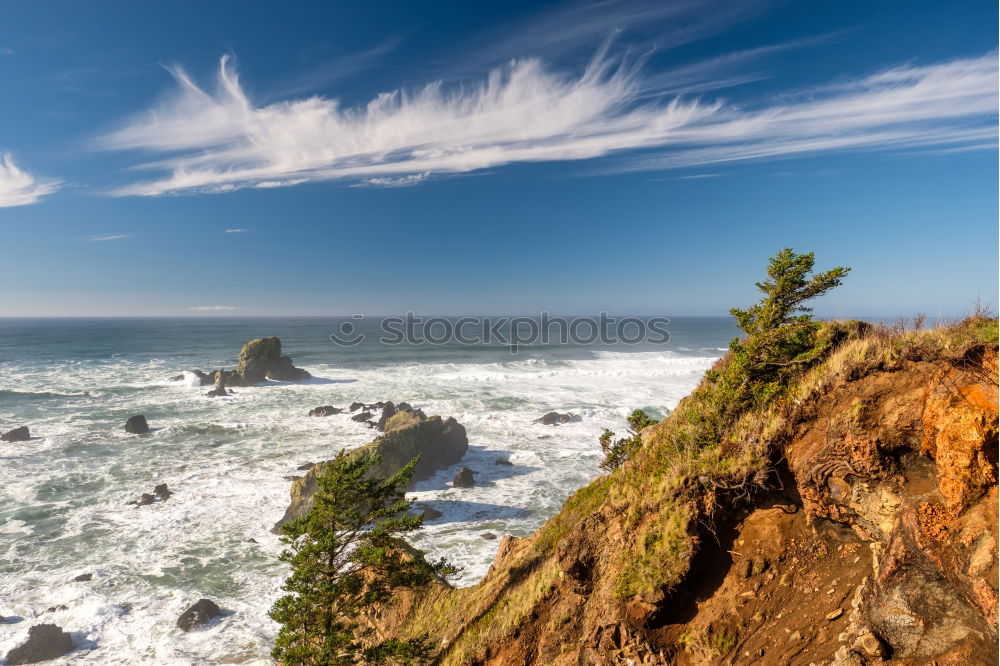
[
  {"x1": 533, "y1": 411, "x2": 582, "y2": 425},
  {"x1": 351, "y1": 411, "x2": 373, "y2": 423},
  {"x1": 154, "y1": 484, "x2": 172, "y2": 501},
  {"x1": 124, "y1": 415, "x2": 149, "y2": 434},
  {"x1": 73, "y1": 573, "x2": 93, "y2": 582},
  {"x1": 1, "y1": 426, "x2": 30, "y2": 442},
  {"x1": 131, "y1": 493, "x2": 156, "y2": 507},
  {"x1": 188, "y1": 337, "x2": 310, "y2": 387},
  {"x1": 453, "y1": 467, "x2": 476, "y2": 487},
  {"x1": 414, "y1": 503, "x2": 443, "y2": 520},
  {"x1": 274, "y1": 411, "x2": 469, "y2": 531},
  {"x1": 236, "y1": 336, "x2": 311, "y2": 383},
  {"x1": 349, "y1": 401, "x2": 365, "y2": 412},
  {"x1": 308, "y1": 405, "x2": 341, "y2": 417},
  {"x1": 176, "y1": 599, "x2": 223, "y2": 632},
  {"x1": 4, "y1": 624, "x2": 75, "y2": 664}
]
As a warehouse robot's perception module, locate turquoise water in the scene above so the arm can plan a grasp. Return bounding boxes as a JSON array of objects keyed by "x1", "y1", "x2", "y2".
[{"x1": 0, "y1": 317, "x2": 735, "y2": 664}]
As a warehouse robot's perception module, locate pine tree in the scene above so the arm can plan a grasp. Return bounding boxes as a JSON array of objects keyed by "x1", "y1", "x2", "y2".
[
  {"x1": 599, "y1": 409, "x2": 659, "y2": 471},
  {"x1": 270, "y1": 450, "x2": 455, "y2": 665},
  {"x1": 730, "y1": 247, "x2": 850, "y2": 337},
  {"x1": 714, "y1": 248, "x2": 851, "y2": 418}
]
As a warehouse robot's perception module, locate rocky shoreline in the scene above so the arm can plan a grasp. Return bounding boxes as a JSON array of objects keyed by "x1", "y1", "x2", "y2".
[{"x1": 2, "y1": 334, "x2": 588, "y2": 664}]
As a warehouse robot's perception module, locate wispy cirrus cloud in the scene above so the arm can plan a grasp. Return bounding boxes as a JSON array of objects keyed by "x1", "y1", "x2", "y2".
[
  {"x1": 88, "y1": 234, "x2": 132, "y2": 241},
  {"x1": 188, "y1": 305, "x2": 237, "y2": 311},
  {"x1": 0, "y1": 153, "x2": 60, "y2": 207},
  {"x1": 224, "y1": 228, "x2": 247, "y2": 233},
  {"x1": 94, "y1": 48, "x2": 997, "y2": 197}
]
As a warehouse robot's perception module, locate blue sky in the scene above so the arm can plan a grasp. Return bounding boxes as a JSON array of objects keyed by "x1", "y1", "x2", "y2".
[{"x1": 0, "y1": 0, "x2": 996, "y2": 317}]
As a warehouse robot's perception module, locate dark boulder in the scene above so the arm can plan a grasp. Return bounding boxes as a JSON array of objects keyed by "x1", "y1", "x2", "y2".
[
  {"x1": 274, "y1": 411, "x2": 469, "y2": 531},
  {"x1": 154, "y1": 484, "x2": 172, "y2": 501},
  {"x1": 4, "y1": 623, "x2": 75, "y2": 664},
  {"x1": 414, "y1": 503, "x2": 443, "y2": 520},
  {"x1": 453, "y1": 467, "x2": 476, "y2": 488},
  {"x1": 170, "y1": 374, "x2": 185, "y2": 382},
  {"x1": 130, "y1": 493, "x2": 156, "y2": 507},
  {"x1": 73, "y1": 573, "x2": 92, "y2": 582},
  {"x1": 176, "y1": 598, "x2": 223, "y2": 632},
  {"x1": 481, "y1": 532, "x2": 497, "y2": 540},
  {"x1": 124, "y1": 415, "x2": 149, "y2": 434},
  {"x1": 205, "y1": 386, "x2": 231, "y2": 398},
  {"x1": 349, "y1": 401, "x2": 365, "y2": 412},
  {"x1": 495, "y1": 457, "x2": 513, "y2": 465},
  {"x1": 351, "y1": 412, "x2": 373, "y2": 423},
  {"x1": 296, "y1": 462, "x2": 315, "y2": 471},
  {"x1": 1, "y1": 426, "x2": 30, "y2": 442},
  {"x1": 533, "y1": 411, "x2": 581, "y2": 425},
  {"x1": 308, "y1": 406, "x2": 341, "y2": 417}
]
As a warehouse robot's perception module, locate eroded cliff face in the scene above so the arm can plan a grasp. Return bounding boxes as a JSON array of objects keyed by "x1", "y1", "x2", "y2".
[{"x1": 368, "y1": 325, "x2": 998, "y2": 665}]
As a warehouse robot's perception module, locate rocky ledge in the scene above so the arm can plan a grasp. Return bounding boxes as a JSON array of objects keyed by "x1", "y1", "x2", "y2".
[{"x1": 273, "y1": 409, "x2": 468, "y2": 532}]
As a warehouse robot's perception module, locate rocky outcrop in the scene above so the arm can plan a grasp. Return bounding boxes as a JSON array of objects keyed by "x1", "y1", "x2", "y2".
[
  {"x1": 453, "y1": 467, "x2": 476, "y2": 487},
  {"x1": 361, "y1": 320, "x2": 999, "y2": 665},
  {"x1": 534, "y1": 411, "x2": 581, "y2": 425},
  {"x1": 192, "y1": 337, "x2": 310, "y2": 387},
  {"x1": 273, "y1": 410, "x2": 468, "y2": 532},
  {"x1": 4, "y1": 624, "x2": 74, "y2": 664},
  {"x1": 308, "y1": 405, "x2": 341, "y2": 417},
  {"x1": 129, "y1": 483, "x2": 172, "y2": 506},
  {"x1": 124, "y1": 415, "x2": 148, "y2": 434},
  {"x1": 176, "y1": 599, "x2": 223, "y2": 632},
  {"x1": 376, "y1": 401, "x2": 423, "y2": 431},
  {"x1": 1, "y1": 426, "x2": 30, "y2": 442}
]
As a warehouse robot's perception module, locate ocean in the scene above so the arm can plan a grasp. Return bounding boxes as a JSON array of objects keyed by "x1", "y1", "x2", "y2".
[{"x1": 0, "y1": 316, "x2": 736, "y2": 664}]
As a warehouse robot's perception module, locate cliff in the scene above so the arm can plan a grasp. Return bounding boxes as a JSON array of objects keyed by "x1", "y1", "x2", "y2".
[{"x1": 366, "y1": 316, "x2": 998, "y2": 665}]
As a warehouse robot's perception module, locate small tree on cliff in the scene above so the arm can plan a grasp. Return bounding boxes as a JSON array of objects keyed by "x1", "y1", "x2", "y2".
[
  {"x1": 599, "y1": 409, "x2": 659, "y2": 471},
  {"x1": 730, "y1": 248, "x2": 850, "y2": 337},
  {"x1": 713, "y1": 248, "x2": 851, "y2": 418},
  {"x1": 270, "y1": 451, "x2": 455, "y2": 665}
]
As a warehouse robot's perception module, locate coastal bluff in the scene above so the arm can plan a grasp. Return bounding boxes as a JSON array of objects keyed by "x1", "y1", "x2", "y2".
[
  {"x1": 359, "y1": 317, "x2": 999, "y2": 665},
  {"x1": 273, "y1": 409, "x2": 468, "y2": 532}
]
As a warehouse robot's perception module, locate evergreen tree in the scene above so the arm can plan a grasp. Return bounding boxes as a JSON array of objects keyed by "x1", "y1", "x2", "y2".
[
  {"x1": 599, "y1": 409, "x2": 659, "y2": 471},
  {"x1": 270, "y1": 451, "x2": 455, "y2": 665},
  {"x1": 709, "y1": 248, "x2": 851, "y2": 424},
  {"x1": 730, "y1": 247, "x2": 850, "y2": 336}
]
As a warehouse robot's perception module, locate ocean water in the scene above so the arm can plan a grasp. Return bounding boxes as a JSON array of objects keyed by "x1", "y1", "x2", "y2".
[{"x1": 0, "y1": 317, "x2": 736, "y2": 664}]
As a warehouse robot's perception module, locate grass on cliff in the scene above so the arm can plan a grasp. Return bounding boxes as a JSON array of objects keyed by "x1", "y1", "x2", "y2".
[{"x1": 608, "y1": 310, "x2": 998, "y2": 600}]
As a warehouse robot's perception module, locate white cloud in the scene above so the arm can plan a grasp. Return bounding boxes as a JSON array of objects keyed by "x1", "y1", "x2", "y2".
[
  {"x1": 224, "y1": 228, "x2": 247, "y2": 233},
  {"x1": 188, "y1": 305, "x2": 238, "y2": 311},
  {"x1": 96, "y1": 50, "x2": 998, "y2": 196},
  {"x1": 88, "y1": 234, "x2": 132, "y2": 241},
  {"x1": 0, "y1": 153, "x2": 60, "y2": 207},
  {"x1": 356, "y1": 172, "x2": 430, "y2": 187}
]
